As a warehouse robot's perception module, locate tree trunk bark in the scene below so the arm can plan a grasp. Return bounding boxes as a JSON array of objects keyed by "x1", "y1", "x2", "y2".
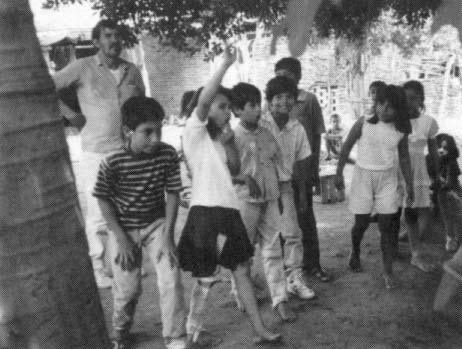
[{"x1": 0, "y1": 1, "x2": 110, "y2": 347}]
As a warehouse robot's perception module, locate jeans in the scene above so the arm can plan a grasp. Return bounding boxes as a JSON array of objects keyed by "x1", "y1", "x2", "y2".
[
  {"x1": 292, "y1": 181, "x2": 321, "y2": 271},
  {"x1": 239, "y1": 200, "x2": 288, "y2": 307},
  {"x1": 109, "y1": 218, "x2": 186, "y2": 339}
]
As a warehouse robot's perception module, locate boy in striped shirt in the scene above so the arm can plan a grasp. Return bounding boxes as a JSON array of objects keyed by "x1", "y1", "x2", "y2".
[{"x1": 93, "y1": 96, "x2": 187, "y2": 349}]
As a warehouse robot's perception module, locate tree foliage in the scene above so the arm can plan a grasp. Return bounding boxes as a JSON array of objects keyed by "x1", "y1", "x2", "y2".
[{"x1": 44, "y1": 0, "x2": 443, "y2": 52}]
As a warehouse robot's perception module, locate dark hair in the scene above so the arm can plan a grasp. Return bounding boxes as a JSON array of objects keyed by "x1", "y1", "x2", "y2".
[
  {"x1": 265, "y1": 76, "x2": 298, "y2": 102},
  {"x1": 92, "y1": 19, "x2": 120, "y2": 40},
  {"x1": 368, "y1": 84, "x2": 411, "y2": 134},
  {"x1": 183, "y1": 86, "x2": 232, "y2": 139},
  {"x1": 369, "y1": 80, "x2": 387, "y2": 91},
  {"x1": 403, "y1": 80, "x2": 425, "y2": 109},
  {"x1": 436, "y1": 133, "x2": 460, "y2": 161},
  {"x1": 275, "y1": 57, "x2": 302, "y2": 81},
  {"x1": 180, "y1": 90, "x2": 196, "y2": 117},
  {"x1": 121, "y1": 96, "x2": 165, "y2": 130},
  {"x1": 231, "y1": 82, "x2": 262, "y2": 111}
]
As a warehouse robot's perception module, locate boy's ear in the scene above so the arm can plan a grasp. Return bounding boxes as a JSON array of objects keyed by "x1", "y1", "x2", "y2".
[{"x1": 122, "y1": 125, "x2": 133, "y2": 138}]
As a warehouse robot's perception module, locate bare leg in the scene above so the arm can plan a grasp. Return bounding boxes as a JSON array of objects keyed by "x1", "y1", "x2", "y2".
[
  {"x1": 232, "y1": 262, "x2": 281, "y2": 343},
  {"x1": 349, "y1": 214, "x2": 370, "y2": 272},
  {"x1": 378, "y1": 214, "x2": 398, "y2": 289},
  {"x1": 405, "y1": 208, "x2": 435, "y2": 272}
]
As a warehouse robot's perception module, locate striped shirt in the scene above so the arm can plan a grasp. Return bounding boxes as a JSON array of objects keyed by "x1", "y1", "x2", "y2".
[{"x1": 93, "y1": 143, "x2": 182, "y2": 230}]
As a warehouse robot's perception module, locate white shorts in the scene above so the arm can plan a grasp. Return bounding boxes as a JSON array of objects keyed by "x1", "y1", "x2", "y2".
[{"x1": 349, "y1": 166, "x2": 400, "y2": 215}]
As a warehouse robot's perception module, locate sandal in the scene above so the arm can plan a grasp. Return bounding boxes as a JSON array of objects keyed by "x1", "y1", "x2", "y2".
[{"x1": 311, "y1": 268, "x2": 330, "y2": 282}]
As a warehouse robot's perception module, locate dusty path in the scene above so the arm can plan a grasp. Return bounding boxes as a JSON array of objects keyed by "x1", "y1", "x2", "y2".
[{"x1": 97, "y1": 178, "x2": 462, "y2": 348}]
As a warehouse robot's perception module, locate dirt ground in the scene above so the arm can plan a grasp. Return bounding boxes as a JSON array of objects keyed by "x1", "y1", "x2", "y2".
[{"x1": 96, "y1": 163, "x2": 462, "y2": 349}]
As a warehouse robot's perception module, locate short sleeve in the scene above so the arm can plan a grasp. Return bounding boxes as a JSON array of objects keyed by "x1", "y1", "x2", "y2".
[
  {"x1": 295, "y1": 125, "x2": 312, "y2": 161},
  {"x1": 52, "y1": 59, "x2": 83, "y2": 90},
  {"x1": 428, "y1": 117, "x2": 439, "y2": 139},
  {"x1": 93, "y1": 157, "x2": 115, "y2": 199},
  {"x1": 166, "y1": 150, "x2": 182, "y2": 192},
  {"x1": 182, "y1": 109, "x2": 208, "y2": 155}
]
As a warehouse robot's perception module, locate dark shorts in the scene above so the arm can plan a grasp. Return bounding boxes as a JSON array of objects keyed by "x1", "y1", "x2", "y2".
[{"x1": 178, "y1": 206, "x2": 254, "y2": 278}]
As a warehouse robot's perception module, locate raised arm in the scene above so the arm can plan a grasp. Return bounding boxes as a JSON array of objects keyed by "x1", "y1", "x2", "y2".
[{"x1": 196, "y1": 45, "x2": 236, "y2": 121}]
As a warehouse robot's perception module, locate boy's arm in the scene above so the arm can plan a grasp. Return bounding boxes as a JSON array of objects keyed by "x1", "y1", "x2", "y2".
[
  {"x1": 156, "y1": 191, "x2": 180, "y2": 268},
  {"x1": 398, "y1": 135, "x2": 414, "y2": 204},
  {"x1": 336, "y1": 118, "x2": 363, "y2": 180},
  {"x1": 196, "y1": 46, "x2": 236, "y2": 122},
  {"x1": 97, "y1": 198, "x2": 136, "y2": 271}
]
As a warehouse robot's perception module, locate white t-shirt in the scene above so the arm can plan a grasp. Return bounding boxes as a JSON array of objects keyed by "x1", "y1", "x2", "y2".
[
  {"x1": 182, "y1": 111, "x2": 240, "y2": 210},
  {"x1": 109, "y1": 67, "x2": 121, "y2": 84}
]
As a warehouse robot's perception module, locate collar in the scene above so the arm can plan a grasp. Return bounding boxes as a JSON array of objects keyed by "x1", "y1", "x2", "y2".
[
  {"x1": 261, "y1": 112, "x2": 298, "y2": 132},
  {"x1": 236, "y1": 122, "x2": 261, "y2": 135},
  {"x1": 94, "y1": 54, "x2": 128, "y2": 71}
]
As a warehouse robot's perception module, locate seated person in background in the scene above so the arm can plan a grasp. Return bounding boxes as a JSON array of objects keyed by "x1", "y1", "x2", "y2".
[{"x1": 325, "y1": 113, "x2": 344, "y2": 161}]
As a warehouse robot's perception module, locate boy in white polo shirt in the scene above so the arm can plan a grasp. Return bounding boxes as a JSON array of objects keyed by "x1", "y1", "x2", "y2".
[{"x1": 260, "y1": 76, "x2": 316, "y2": 300}]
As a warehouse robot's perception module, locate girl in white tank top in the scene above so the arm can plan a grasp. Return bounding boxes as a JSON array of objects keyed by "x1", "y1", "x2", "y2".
[{"x1": 335, "y1": 85, "x2": 413, "y2": 289}]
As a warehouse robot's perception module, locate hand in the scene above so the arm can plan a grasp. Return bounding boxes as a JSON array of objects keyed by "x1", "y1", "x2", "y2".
[
  {"x1": 156, "y1": 237, "x2": 179, "y2": 269},
  {"x1": 115, "y1": 234, "x2": 138, "y2": 271},
  {"x1": 222, "y1": 44, "x2": 237, "y2": 67},
  {"x1": 245, "y1": 175, "x2": 262, "y2": 199},
  {"x1": 334, "y1": 174, "x2": 345, "y2": 190},
  {"x1": 218, "y1": 123, "x2": 235, "y2": 145}
]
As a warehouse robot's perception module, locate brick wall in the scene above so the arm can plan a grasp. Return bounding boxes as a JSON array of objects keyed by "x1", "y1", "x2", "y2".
[{"x1": 143, "y1": 33, "x2": 462, "y2": 128}]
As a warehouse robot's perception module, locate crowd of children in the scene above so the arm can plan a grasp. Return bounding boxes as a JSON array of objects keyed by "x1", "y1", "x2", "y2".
[{"x1": 88, "y1": 44, "x2": 462, "y2": 348}]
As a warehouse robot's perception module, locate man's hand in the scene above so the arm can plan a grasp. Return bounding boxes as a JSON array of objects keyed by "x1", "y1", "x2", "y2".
[
  {"x1": 156, "y1": 236, "x2": 179, "y2": 269},
  {"x1": 245, "y1": 175, "x2": 262, "y2": 199},
  {"x1": 115, "y1": 234, "x2": 138, "y2": 271}
]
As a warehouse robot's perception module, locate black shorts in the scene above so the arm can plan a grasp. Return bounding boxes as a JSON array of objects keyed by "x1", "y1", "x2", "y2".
[{"x1": 178, "y1": 206, "x2": 254, "y2": 278}]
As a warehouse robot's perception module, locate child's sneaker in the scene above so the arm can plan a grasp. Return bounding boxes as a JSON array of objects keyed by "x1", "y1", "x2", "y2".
[
  {"x1": 164, "y1": 337, "x2": 189, "y2": 349},
  {"x1": 446, "y1": 236, "x2": 458, "y2": 253},
  {"x1": 286, "y1": 269, "x2": 315, "y2": 300}
]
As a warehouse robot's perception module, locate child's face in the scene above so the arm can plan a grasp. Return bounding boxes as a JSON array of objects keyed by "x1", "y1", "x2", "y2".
[
  {"x1": 331, "y1": 116, "x2": 340, "y2": 128},
  {"x1": 269, "y1": 92, "x2": 295, "y2": 116},
  {"x1": 126, "y1": 121, "x2": 162, "y2": 154},
  {"x1": 238, "y1": 101, "x2": 261, "y2": 125},
  {"x1": 369, "y1": 86, "x2": 378, "y2": 103},
  {"x1": 275, "y1": 69, "x2": 298, "y2": 83},
  {"x1": 209, "y1": 93, "x2": 232, "y2": 128},
  {"x1": 404, "y1": 88, "x2": 422, "y2": 119},
  {"x1": 438, "y1": 139, "x2": 449, "y2": 157},
  {"x1": 376, "y1": 101, "x2": 396, "y2": 123}
]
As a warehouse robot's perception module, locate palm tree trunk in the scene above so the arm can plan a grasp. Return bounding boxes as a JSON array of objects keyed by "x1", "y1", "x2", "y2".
[{"x1": 0, "y1": 0, "x2": 110, "y2": 347}]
